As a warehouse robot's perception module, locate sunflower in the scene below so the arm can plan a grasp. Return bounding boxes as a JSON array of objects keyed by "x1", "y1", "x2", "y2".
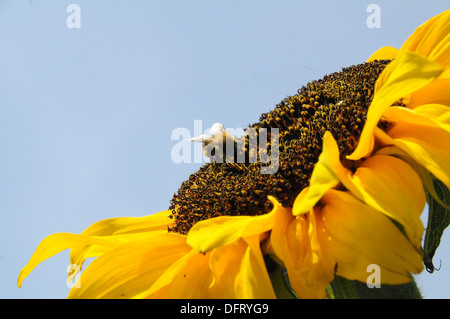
[{"x1": 18, "y1": 10, "x2": 450, "y2": 299}]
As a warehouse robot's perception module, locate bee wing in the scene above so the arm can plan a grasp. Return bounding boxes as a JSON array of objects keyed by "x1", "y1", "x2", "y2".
[{"x1": 187, "y1": 134, "x2": 213, "y2": 143}]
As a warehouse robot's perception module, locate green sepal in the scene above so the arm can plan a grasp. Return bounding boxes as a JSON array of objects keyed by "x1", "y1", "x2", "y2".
[
  {"x1": 330, "y1": 275, "x2": 356, "y2": 299},
  {"x1": 351, "y1": 277, "x2": 422, "y2": 299},
  {"x1": 330, "y1": 275, "x2": 422, "y2": 299},
  {"x1": 423, "y1": 179, "x2": 450, "y2": 272},
  {"x1": 269, "y1": 265, "x2": 298, "y2": 299}
]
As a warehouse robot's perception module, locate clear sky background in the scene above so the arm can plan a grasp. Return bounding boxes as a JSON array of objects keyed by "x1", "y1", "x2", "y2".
[{"x1": 1, "y1": 0, "x2": 449, "y2": 299}]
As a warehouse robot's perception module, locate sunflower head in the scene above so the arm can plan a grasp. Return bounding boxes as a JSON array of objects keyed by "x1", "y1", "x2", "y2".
[{"x1": 169, "y1": 59, "x2": 394, "y2": 235}]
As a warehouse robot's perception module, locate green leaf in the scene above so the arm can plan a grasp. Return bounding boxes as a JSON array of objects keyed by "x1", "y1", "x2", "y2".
[{"x1": 423, "y1": 179, "x2": 450, "y2": 273}]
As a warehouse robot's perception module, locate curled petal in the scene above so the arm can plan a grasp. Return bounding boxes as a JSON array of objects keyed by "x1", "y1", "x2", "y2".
[
  {"x1": 408, "y1": 78, "x2": 450, "y2": 109},
  {"x1": 348, "y1": 52, "x2": 444, "y2": 160},
  {"x1": 318, "y1": 190, "x2": 424, "y2": 284},
  {"x1": 413, "y1": 103, "x2": 450, "y2": 133},
  {"x1": 382, "y1": 106, "x2": 450, "y2": 189},
  {"x1": 210, "y1": 236, "x2": 275, "y2": 299},
  {"x1": 293, "y1": 131, "x2": 346, "y2": 215},
  {"x1": 268, "y1": 203, "x2": 334, "y2": 299},
  {"x1": 351, "y1": 155, "x2": 426, "y2": 244},
  {"x1": 187, "y1": 197, "x2": 279, "y2": 253}
]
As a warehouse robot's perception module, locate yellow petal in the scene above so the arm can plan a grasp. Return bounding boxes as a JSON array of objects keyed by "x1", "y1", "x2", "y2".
[
  {"x1": 209, "y1": 236, "x2": 275, "y2": 298},
  {"x1": 293, "y1": 131, "x2": 345, "y2": 215},
  {"x1": 399, "y1": 10, "x2": 450, "y2": 69},
  {"x1": 68, "y1": 231, "x2": 168, "y2": 281},
  {"x1": 68, "y1": 232, "x2": 190, "y2": 299},
  {"x1": 383, "y1": 106, "x2": 450, "y2": 189},
  {"x1": 385, "y1": 104, "x2": 450, "y2": 133},
  {"x1": 18, "y1": 233, "x2": 121, "y2": 288},
  {"x1": 138, "y1": 249, "x2": 206, "y2": 298},
  {"x1": 348, "y1": 51, "x2": 444, "y2": 160},
  {"x1": 413, "y1": 103, "x2": 450, "y2": 132},
  {"x1": 269, "y1": 203, "x2": 334, "y2": 298},
  {"x1": 237, "y1": 235, "x2": 276, "y2": 298},
  {"x1": 186, "y1": 197, "x2": 278, "y2": 253},
  {"x1": 155, "y1": 250, "x2": 214, "y2": 299},
  {"x1": 408, "y1": 78, "x2": 450, "y2": 109},
  {"x1": 318, "y1": 189, "x2": 424, "y2": 284},
  {"x1": 69, "y1": 210, "x2": 172, "y2": 280},
  {"x1": 374, "y1": 131, "x2": 450, "y2": 211},
  {"x1": 366, "y1": 46, "x2": 399, "y2": 62},
  {"x1": 270, "y1": 203, "x2": 307, "y2": 266},
  {"x1": 143, "y1": 236, "x2": 276, "y2": 299},
  {"x1": 350, "y1": 154, "x2": 426, "y2": 244},
  {"x1": 79, "y1": 211, "x2": 172, "y2": 236}
]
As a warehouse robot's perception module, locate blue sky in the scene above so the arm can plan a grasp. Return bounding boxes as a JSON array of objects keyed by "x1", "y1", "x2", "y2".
[{"x1": 1, "y1": 0, "x2": 449, "y2": 299}]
